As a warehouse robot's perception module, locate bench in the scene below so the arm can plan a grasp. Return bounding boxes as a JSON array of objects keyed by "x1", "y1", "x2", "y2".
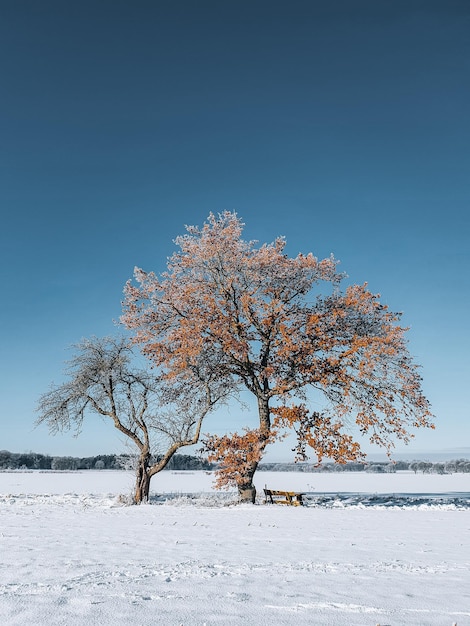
[{"x1": 263, "y1": 488, "x2": 305, "y2": 506}]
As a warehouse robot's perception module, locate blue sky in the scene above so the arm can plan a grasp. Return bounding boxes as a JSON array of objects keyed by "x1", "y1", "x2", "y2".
[{"x1": 1, "y1": 0, "x2": 469, "y2": 461}]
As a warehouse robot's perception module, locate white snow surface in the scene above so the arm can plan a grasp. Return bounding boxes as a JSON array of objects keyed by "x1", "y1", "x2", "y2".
[{"x1": 1, "y1": 470, "x2": 469, "y2": 626}]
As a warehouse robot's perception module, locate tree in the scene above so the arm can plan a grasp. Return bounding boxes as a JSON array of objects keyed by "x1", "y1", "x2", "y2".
[
  {"x1": 36, "y1": 336, "x2": 227, "y2": 503},
  {"x1": 122, "y1": 212, "x2": 433, "y2": 502}
]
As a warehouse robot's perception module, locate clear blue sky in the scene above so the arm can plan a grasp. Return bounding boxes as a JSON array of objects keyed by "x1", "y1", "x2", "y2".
[{"x1": 1, "y1": 0, "x2": 469, "y2": 461}]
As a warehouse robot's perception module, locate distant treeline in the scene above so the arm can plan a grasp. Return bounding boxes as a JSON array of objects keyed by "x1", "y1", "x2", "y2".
[
  {"x1": 259, "y1": 459, "x2": 470, "y2": 474},
  {"x1": 1, "y1": 450, "x2": 470, "y2": 474},
  {"x1": 0, "y1": 450, "x2": 214, "y2": 472}
]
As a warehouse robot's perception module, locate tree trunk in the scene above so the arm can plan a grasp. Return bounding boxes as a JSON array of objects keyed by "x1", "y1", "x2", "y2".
[
  {"x1": 237, "y1": 395, "x2": 271, "y2": 503},
  {"x1": 134, "y1": 455, "x2": 151, "y2": 504},
  {"x1": 238, "y1": 462, "x2": 259, "y2": 503}
]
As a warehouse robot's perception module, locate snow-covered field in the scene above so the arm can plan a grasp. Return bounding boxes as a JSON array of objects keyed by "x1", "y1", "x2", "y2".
[{"x1": 1, "y1": 471, "x2": 469, "y2": 625}]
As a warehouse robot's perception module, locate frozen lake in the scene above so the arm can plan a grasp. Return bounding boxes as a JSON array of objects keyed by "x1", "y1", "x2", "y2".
[{"x1": 1, "y1": 468, "x2": 468, "y2": 501}]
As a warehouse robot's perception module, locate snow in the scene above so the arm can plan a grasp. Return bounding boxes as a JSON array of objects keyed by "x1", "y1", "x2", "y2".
[{"x1": 1, "y1": 471, "x2": 469, "y2": 625}]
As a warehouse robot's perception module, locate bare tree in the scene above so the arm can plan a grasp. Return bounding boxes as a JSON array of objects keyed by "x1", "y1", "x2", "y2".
[{"x1": 36, "y1": 336, "x2": 228, "y2": 503}]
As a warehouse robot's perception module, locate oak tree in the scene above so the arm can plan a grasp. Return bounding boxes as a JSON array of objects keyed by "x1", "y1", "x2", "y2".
[
  {"x1": 36, "y1": 336, "x2": 226, "y2": 503},
  {"x1": 122, "y1": 212, "x2": 433, "y2": 502}
]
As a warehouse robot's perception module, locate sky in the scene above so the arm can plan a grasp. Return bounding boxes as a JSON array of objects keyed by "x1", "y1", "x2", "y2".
[{"x1": 1, "y1": 0, "x2": 469, "y2": 462}]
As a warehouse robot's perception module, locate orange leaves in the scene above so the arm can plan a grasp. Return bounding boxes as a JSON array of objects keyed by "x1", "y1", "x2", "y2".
[
  {"x1": 272, "y1": 404, "x2": 365, "y2": 465},
  {"x1": 202, "y1": 428, "x2": 276, "y2": 489},
  {"x1": 121, "y1": 212, "x2": 345, "y2": 392}
]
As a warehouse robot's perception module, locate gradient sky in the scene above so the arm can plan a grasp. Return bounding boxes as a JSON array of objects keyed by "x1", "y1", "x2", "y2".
[{"x1": 1, "y1": 0, "x2": 469, "y2": 461}]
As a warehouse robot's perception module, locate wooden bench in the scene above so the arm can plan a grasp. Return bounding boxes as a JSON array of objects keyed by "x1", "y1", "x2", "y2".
[{"x1": 263, "y1": 488, "x2": 305, "y2": 506}]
